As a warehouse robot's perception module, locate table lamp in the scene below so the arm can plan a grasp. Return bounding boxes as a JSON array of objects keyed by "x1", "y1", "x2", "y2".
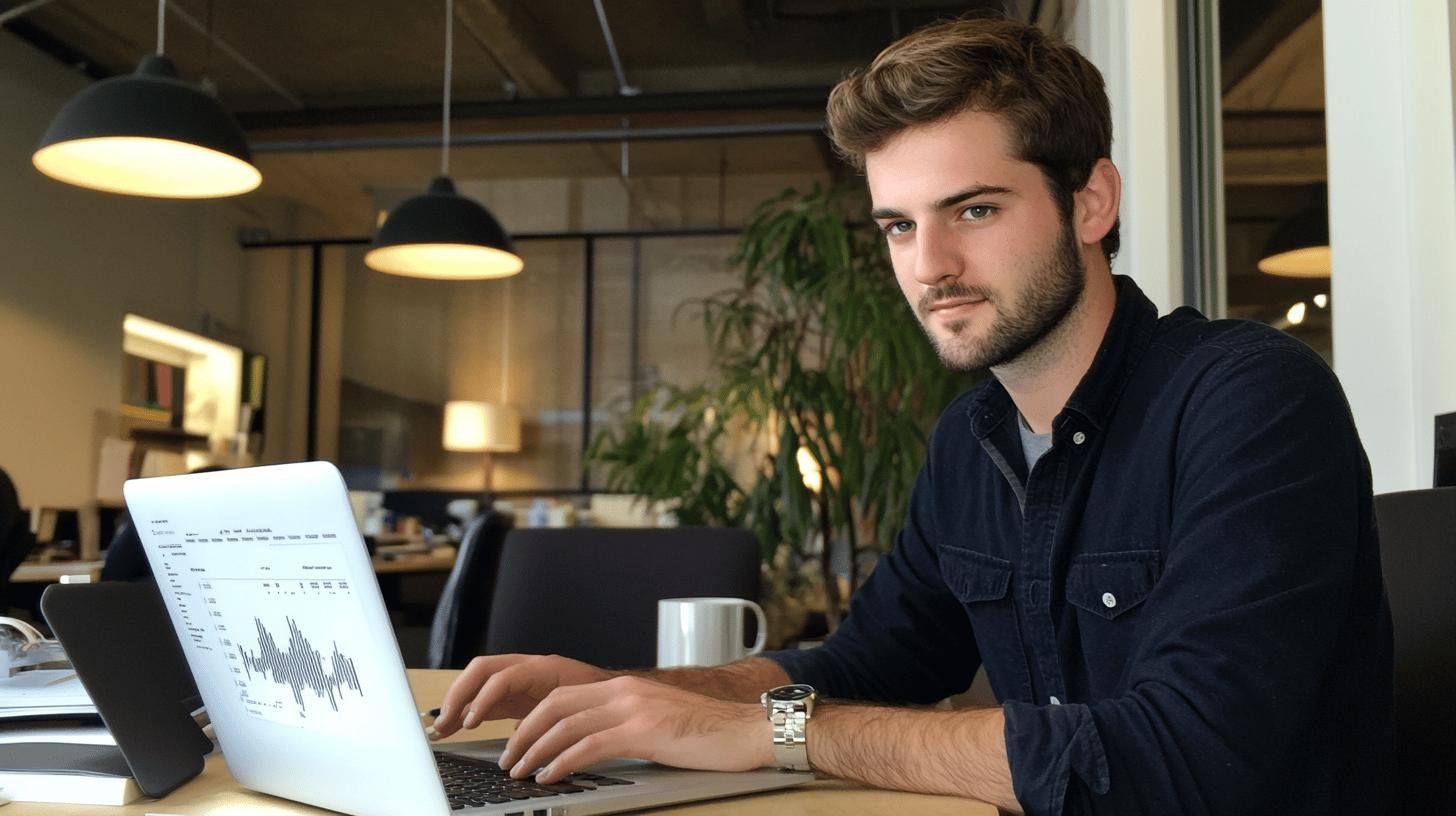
[{"x1": 443, "y1": 400, "x2": 521, "y2": 492}]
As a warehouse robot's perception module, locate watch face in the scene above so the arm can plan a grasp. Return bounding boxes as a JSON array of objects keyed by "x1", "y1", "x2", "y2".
[{"x1": 770, "y1": 684, "x2": 816, "y2": 702}]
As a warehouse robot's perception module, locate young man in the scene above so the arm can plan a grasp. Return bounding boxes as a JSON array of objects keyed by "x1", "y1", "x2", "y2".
[{"x1": 433, "y1": 18, "x2": 1394, "y2": 815}]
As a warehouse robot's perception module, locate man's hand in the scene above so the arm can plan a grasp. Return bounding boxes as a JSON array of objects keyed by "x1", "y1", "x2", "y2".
[
  {"x1": 433, "y1": 653, "x2": 617, "y2": 736},
  {"x1": 495, "y1": 674, "x2": 772, "y2": 784}
]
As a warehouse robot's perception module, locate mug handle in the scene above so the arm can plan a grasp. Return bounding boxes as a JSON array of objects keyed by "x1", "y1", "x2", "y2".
[{"x1": 739, "y1": 599, "x2": 768, "y2": 655}]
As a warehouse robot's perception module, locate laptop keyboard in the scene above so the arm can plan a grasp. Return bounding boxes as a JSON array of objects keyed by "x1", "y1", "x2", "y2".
[{"x1": 435, "y1": 751, "x2": 636, "y2": 810}]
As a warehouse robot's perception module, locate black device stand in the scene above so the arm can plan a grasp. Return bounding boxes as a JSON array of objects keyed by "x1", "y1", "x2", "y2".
[{"x1": 38, "y1": 582, "x2": 212, "y2": 797}]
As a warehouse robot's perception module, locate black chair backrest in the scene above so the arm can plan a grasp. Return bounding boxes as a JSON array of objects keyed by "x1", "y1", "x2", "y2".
[
  {"x1": 427, "y1": 511, "x2": 513, "y2": 669},
  {"x1": 100, "y1": 514, "x2": 155, "y2": 583},
  {"x1": 484, "y1": 527, "x2": 760, "y2": 670},
  {"x1": 1374, "y1": 486, "x2": 1456, "y2": 813},
  {"x1": 0, "y1": 467, "x2": 37, "y2": 607}
]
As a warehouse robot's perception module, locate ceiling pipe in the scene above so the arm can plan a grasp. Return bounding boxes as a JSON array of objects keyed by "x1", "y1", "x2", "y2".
[
  {"x1": 165, "y1": 1, "x2": 303, "y2": 108},
  {"x1": 251, "y1": 120, "x2": 825, "y2": 154},
  {"x1": 0, "y1": 0, "x2": 60, "y2": 26},
  {"x1": 591, "y1": 0, "x2": 637, "y2": 96}
]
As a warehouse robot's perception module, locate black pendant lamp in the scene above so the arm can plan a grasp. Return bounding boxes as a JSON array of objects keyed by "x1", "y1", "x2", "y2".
[
  {"x1": 365, "y1": 0, "x2": 523, "y2": 280},
  {"x1": 32, "y1": 0, "x2": 259, "y2": 199}
]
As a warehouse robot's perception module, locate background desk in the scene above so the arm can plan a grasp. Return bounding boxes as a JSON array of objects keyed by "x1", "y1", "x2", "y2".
[
  {"x1": 7, "y1": 548, "x2": 455, "y2": 585},
  {"x1": 372, "y1": 546, "x2": 457, "y2": 575},
  {"x1": 9, "y1": 560, "x2": 105, "y2": 584},
  {"x1": 5, "y1": 669, "x2": 996, "y2": 815}
]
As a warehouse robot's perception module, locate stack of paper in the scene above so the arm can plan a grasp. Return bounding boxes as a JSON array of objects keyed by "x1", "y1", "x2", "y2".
[
  {"x1": 0, "y1": 670, "x2": 98, "y2": 720},
  {"x1": 0, "y1": 742, "x2": 139, "y2": 805}
]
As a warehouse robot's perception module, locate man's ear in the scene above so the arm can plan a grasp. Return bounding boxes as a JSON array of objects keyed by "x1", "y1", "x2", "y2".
[{"x1": 1073, "y1": 158, "x2": 1121, "y2": 248}]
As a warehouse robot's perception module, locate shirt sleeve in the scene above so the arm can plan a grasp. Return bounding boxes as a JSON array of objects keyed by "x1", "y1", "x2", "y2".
[
  {"x1": 762, "y1": 436, "x2": 981, "y2": 704},
  {"x1": 1002, "y1": 344, "x2": 1379, "y2": 815}
]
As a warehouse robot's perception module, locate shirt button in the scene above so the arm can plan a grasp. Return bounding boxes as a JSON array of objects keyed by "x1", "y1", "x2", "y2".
[
  {"x1": 1101, "y1": 592, "x2": 1117, "y2": 608},
  {"x1": 1049, "y1": 696, "x2": 1061, "y2": 705},
  {"x1": 1072, "y1": 431, "x2": 1087, "y2": 445}
]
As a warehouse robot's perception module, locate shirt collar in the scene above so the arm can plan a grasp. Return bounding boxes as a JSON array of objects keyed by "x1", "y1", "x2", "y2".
[{"x1": 964, "y1": 274, "x2": 1159, "y2": 439}]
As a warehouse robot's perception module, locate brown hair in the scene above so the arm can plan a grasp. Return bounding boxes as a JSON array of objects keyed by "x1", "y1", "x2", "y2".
[{"x1": 827, "y1": 17, "x2": 1119, "y2": 261}]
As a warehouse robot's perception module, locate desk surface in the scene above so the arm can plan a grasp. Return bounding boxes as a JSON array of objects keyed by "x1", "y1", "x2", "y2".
[
  {"x1": 9, "y1": 560, "x2": 105, "y2": 584},
  {"x1": 371, "y1": 546, "x2": 457, "y2": 574},
  {"x1": 6, "y1": 669, "x2": 995, "y2": 816}
]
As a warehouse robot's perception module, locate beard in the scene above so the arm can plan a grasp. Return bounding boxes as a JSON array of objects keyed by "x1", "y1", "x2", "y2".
[{"x1": 914, "y1": 219, "x2": 1086, "y2": 372}]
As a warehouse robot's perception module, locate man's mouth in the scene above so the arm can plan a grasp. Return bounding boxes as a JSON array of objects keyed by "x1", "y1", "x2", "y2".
[{"x1": 927, "y1": 297, "x2": 988, "y2": 318}]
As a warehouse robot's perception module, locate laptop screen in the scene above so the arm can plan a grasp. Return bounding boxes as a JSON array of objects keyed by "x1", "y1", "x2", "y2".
[{"x1": 125, "y1": 461, "x2": 450, "y2": 816}]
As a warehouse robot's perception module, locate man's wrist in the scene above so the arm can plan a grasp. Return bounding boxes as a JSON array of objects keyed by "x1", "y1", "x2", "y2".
[{"x1": 752, "y1": 707, "x2": 777, "y2": 768}]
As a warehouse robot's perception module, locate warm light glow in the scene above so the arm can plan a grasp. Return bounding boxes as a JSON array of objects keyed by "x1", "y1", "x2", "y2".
[
  {"x1": 1286, "y1": 301, "x2": 1308, "y2": 325},
  {"x1": 1313, "y1": 293, "x2": 1329, "y2": 309},
  {"x1": 122, "y1": 314, "x2": 243, "y2": 445},
  {"x1": 443, "y1": 401, "x2": 522, "y2": 453},
  {"x1": 796, "y1": 446, "x2": 823, "y2": 495},
  {"x1": 33, "y1": 136, "x2": 260, "y2": 198},
  {"x1": 365, "y1": 243, "x2": 524, "y2": 280},
  {"x1": 1257, "y1": 245, "x2": 1331, "y2": 278}
]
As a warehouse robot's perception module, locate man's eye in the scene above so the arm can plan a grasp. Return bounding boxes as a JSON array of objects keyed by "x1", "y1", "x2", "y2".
[
  {"x1": 883, "y1": 220, "x2": 913, "y2": 236},
  {"x1": 962, "y1": 205, "x2": 995, "y2": 221}
]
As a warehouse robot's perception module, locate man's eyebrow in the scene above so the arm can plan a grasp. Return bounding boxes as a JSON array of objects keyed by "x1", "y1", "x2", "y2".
[
  {"x1": 869, "y1": 185, "x2": 1015, "y2": 221},
  {"x1": 934, "y1": 185, "x2": 1014, "y2": 210}
]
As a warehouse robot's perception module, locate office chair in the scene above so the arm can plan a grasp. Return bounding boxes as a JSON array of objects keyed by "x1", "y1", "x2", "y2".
[
  {"x1": 101, "y1": 465, "x2": 230, "y2": 584},
  {"x1": 426, "y1": 510, "x2": 513, "y2": 669},
  {"x1": 484, "y1": 527, "x2": 761, "y2": 670},
  {"x1": 0, "y1": 467, "x2": 38, "y2": 610},
  {"x1": 100, "y1": 514, "x2": 153, "y2": 582},
  {"x1": 1374, "y1": 486, "x2": 1456, "y2": 813}
]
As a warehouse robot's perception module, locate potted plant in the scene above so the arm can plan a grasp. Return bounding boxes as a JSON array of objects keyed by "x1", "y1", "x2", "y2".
[{"x1": 588, "y1": 183, "x2": 969, "y2": 639}]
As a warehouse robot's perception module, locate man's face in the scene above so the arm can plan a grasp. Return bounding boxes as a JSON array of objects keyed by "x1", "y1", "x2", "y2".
[{"x1": 866, "y1": 108, "x2": 1086, "y2": 372}]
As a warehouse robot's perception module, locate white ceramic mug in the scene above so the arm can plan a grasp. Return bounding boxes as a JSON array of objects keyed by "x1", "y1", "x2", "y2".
[{"x1": 656, "y1": 597, "x2": 768, "y2": 668}]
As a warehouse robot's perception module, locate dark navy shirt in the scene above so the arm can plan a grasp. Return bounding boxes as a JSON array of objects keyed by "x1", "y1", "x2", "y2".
[{"x1": 765, "y1": 276, "x2": 1394, "y2": 815}]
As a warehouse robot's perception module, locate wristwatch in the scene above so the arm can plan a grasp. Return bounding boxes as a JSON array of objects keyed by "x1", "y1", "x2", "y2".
[{"x1": 761, "y1": 683, "x2": 817, "y2": 771}]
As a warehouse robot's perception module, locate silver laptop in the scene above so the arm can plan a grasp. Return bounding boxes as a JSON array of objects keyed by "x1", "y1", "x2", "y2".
[{"x1": 124, "y1": 461, "x2": 811, "y2": 816}]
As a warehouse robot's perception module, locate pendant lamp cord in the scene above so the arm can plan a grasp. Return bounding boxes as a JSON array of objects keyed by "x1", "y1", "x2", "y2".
[
  {"x1": 156, "y1": 0, "x2": 167, "y2": 54},
  {"x1": 442, "y1": 0, "x2": 453, "y2": 177}
]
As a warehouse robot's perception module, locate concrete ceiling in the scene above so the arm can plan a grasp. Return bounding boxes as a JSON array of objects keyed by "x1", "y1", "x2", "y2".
[{"x1": 8, "y1": 0, "x2": 1329, "y2": 264}]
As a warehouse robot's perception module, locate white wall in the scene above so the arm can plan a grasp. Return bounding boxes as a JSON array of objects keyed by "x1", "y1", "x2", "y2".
[
  {"x1": 1069, "y1": 0, "x2": 1184, "y2": 314},
  {"x1": 1324, "y1": 1, "x2": 1456, "y2": 492},
  {"x1": 0, "y1": 32, "x2": 322, "y2": 527}
]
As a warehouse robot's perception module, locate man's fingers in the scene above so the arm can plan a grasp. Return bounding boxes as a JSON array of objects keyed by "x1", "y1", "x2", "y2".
[
  {"x1": 534, "y1": 725, "x2": 637, "y2": 784},
  {"x1": 463, "y1": 662, "x2": 545, "y2": 728},
  {"x1": 500, "y1": 679, "x2": 618, "y2": 764},
  {"x1": 507, "y1": 705, "x2": 622, "y2": 779},
  {"x1": 436, "y1": 654, "x2": 532, "y2": 734}
]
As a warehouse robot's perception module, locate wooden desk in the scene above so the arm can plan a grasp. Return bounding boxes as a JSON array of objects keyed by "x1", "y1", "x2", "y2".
[
  {"x1": 8, "y1": 669, "x2": 995, "y2": 816},
  {"x1": 9, "y1": 560, "x2": 105, "y2": 584},
  {"x1": 371, "y1": 546, "x2": 457, "y2": 575}
]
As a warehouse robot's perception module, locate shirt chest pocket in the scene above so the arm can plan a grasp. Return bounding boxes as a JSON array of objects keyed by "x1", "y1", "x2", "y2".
[
  {"x1": 940, "y1": 545, "x2": 1013, "y2": 603},
  {"x1": 1065, "y1": 549, "x2": 1160, "y2": 693},
  {"x1": 1065, "y1": 549, "x2": 1160, "y2": 619},
  {"x1": 938, "y1": 545, "x2": 1028, "y2": 699}
]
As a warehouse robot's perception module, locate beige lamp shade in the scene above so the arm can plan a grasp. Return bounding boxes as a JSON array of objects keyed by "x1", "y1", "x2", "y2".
[{"x1": 443, "y1": 401, "x2": 522, "y2": 453}]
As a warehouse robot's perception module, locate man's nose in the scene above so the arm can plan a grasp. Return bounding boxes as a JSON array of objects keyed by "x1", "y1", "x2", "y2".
[{"x1": 911, "y1": 222, "x2": 964, "y2": 287}]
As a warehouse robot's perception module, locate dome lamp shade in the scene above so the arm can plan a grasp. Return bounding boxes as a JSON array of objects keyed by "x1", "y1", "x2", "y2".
[
  {"x1": 365, "y1": 176, "x2": 524, "y2": 280},
  {"x1": 32, "y1": 55, "x2": 261, "y2": 199},
  {"x1": 1257, "y1": 204, "x2": 1331, "y2": 278}
]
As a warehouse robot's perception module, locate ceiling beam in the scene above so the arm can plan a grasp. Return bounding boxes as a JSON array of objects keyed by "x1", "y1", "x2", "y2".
[
  {"x1": 1222, "y1": 110, "x2": 1324, "y2": 149},
  {"x1": 1223, "y1": 145, "x2": 1326, "y2": 186},
  {"x1": 454, "y1": 0, "x2": 571, "y2": 97},
  {"x1": 236, "y1": 87, "x2": 832, "y2": 131},
  {"x1": 1221, "y1": 0, "x2": 1319, "y2": 95},
  {"x1": 702, "y1": 0, "x2": 747, "y2": 26}
]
